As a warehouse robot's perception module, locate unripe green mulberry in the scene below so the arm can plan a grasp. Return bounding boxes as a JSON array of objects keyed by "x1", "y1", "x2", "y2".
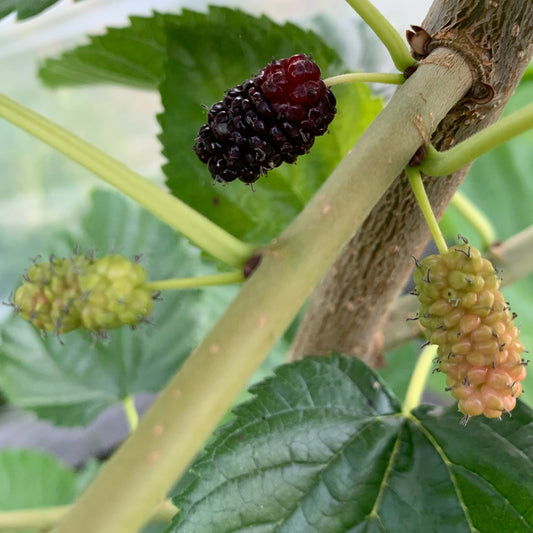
[
  {"x1": 13, "y1": 251, "x2": 154, "y2": 336},
  {"x1": 14, "y1": 255, "x2": 94, "y2": 333},
  {"x1": 414, "y1": 243, "x2": 527, "y2": 421},
  {"x1": 78, "y1": 255, "x2": 153, "y2": 331}
]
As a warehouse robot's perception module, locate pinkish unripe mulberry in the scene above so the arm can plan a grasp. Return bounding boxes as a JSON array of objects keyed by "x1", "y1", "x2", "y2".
[{"x1": 413, "y1": 243, "x2": 527, "y2": 422}]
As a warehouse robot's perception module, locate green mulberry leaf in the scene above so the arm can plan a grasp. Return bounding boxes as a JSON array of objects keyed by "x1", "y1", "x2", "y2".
[
  {"x1": 159, "y1": 7, "x2": 382, "y2": 242},
  {"x1": 168, "y1": 355, "x2": 533, "y2": 532}
]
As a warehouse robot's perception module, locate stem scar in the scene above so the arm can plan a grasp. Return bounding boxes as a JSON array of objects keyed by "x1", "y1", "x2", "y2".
[
  {"x1": 152, "y1": 424, "x2": 164, "y2": 436},
  {"x1": 146, "y1": 450, "x2": 160, "y2": 464},
  {"x1": 172, "y1": 388, "x2": 181, "y2": 399}
]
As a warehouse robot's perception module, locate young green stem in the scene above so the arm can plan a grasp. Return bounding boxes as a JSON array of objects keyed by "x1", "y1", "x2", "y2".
[
  {"x1": 450, "y1": 191, "x2": 496, "y2": 250},
  {"x1": 121, "y1": 395, "x2": 139, "y2": 432},
  {"x1": 344, "y1": 0, "x2": 415, "y2": 71},
  {"x1": 323, "y1": 72, "x2": 404, "y2": 87},
  {"x1": 406, "y1": 166, "x2": 448, "y2": 254},
  {"x1": 0, "y1": 500, "x2": 177, "y2": 531},
  {"x1": 144, "y1": 271, "x2": 244, "y2": 291},
  {"x1": 402, "y1": 344, "x2": 438, "y2": 415},
  {"x1": 0, "y1": 93, "x2": 255, "y2": 269},
  {"x1": 420, "y1": 102, "x2": 533, "y2": 176}
]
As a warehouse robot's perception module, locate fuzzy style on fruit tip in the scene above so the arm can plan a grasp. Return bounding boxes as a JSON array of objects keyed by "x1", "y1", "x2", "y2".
[{"x1": 193, "y1": 54, "x2": 337, "y2": 185}]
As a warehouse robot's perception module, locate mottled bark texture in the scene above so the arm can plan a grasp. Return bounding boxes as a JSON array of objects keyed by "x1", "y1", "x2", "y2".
[{"x1": 290, "y1": 0, "x2": 533, "y2": 366}]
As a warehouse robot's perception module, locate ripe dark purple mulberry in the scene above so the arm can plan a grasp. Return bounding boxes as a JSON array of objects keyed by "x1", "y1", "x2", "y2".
[{"x1": 193, "y1": 54, "x2": 336, "y2": 185}]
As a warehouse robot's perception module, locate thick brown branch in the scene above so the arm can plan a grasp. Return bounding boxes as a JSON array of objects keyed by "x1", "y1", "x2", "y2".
[{"x1": 290, "y1": 0, "x2": 533, "y2": 366}]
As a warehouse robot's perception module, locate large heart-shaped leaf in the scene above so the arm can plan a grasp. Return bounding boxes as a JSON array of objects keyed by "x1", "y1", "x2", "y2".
[
  {"x1": 168, "y1": 355, "x2": 533, "y2": 532},
  {"x1": 159, "y1": 7, "x2": 382, "y2": 243}
]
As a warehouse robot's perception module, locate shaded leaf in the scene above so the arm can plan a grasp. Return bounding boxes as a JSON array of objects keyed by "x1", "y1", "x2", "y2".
[
  {"x1": 0, "y1": 0, "x2": 82, "y2": 21},
  {"x1": 0, "y1": 449, "x2": 75, "y2": 512},
  {"x1": 0, "y1": 190, "x2": 214, "y2": 426},
  {"x1": 39, "y1": 13, "x2": 171, "y2": 89},
  {"x1": 159, "y1": 7, "x2": 381, "y2": 242},
  {"x1": 168, "y1": 355, "x2": 533, "y2": 532}
]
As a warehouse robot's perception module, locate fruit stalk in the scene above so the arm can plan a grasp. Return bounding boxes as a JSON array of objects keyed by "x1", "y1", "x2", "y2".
[
  {"x1": 144, "y1": 271, "x2": 244, "y2": 291},
  {"x1": 323, "y1": 72, "x2": 405, "y2": 86},
  {"x1": 406, "y1": 165, "x2": 448, "y2": 254},
  {"x1": 52, "y1": 48, "x2": 472, "y2": 533}
]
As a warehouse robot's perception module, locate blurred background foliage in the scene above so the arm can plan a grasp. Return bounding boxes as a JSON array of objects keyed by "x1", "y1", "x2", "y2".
[{"x1": 0, "y1": 2, "x2": 531, "y2": 529}]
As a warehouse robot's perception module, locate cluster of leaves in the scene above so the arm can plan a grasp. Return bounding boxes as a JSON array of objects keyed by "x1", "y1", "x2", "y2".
[{"x1": 0, "y1": 3, "x2": 532, "y2": 533}]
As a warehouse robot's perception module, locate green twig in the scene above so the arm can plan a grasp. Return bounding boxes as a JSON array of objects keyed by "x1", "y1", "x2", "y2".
[
  {"x1": 121, "y1": 395, "x2": 139, "y2": 432},
  {"x1": 0, "y1": 499, "x2": 177, "y2": 531},
  {"x1": 450, "y1": 191, "x2": 496, "y2": 250},
  {"x1": 406, "y1": 166, "x2": 448, "y2": 254},
  {"x1": 0, "y1": 93, "x2": 255, "y2": 269},
  {"x1": 145, "y1": 271, "x2": 244, "y2": 291},
  {"x1": 344, "y1": 0, "x2": 415, "y2": 71},
  {"x1": 402, "y1": 344, "x2": 437, "y2": 415},
  {"x1": 323, "y1": 72, "x2": 404, "y2": 87},
  {"x1": 420, "y1": 102, "x2": 533, "y2": 176}
]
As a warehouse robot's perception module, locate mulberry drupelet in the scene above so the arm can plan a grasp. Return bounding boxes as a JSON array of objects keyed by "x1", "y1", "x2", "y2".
[{"x1": 193, "y1": 54, "x2": 337, "y2": 185}]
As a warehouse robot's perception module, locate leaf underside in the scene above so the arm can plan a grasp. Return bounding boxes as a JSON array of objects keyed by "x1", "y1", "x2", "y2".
[{"x1": 168, "y1": 355, "x2": 533, "y2": 533}]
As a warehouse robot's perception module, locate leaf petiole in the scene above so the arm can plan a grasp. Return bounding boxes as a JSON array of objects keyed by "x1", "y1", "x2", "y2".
[
  {"x1": 0, "y1": 93, "x2": 255, "y2": 269},
  {"x1": 344, "y1": 0, "x2": 415, "y2": 72},
  {"x1": 402, "y1": 344, "x2": 438, "y2": 415},
  {"x1": 449, "y1": 191, "x2": 496, "y2": 250},
  {"x1": 420, "y1": 102, "x2": 533, "y2": 176},
  {"x1": 121, "y1": 395, "x2": 139, "y2": 433}
]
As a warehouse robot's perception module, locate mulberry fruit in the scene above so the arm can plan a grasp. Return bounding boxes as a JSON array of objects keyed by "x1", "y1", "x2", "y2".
[
  {"x1": 413, "y1": 243, "x2": 527, "y2": 421},
  {"x1": 193, "y1": 54, "x2": 336, "y2": 184},
  {"x1": 13, "y1": 251, "x2": 154, "y2": 336},
  {"x1": 78, "y1": 255, "x2": 153, "y2": 332},
  {"x1": 14, "y1": 254, "x2": 94, "y2": 334}
]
